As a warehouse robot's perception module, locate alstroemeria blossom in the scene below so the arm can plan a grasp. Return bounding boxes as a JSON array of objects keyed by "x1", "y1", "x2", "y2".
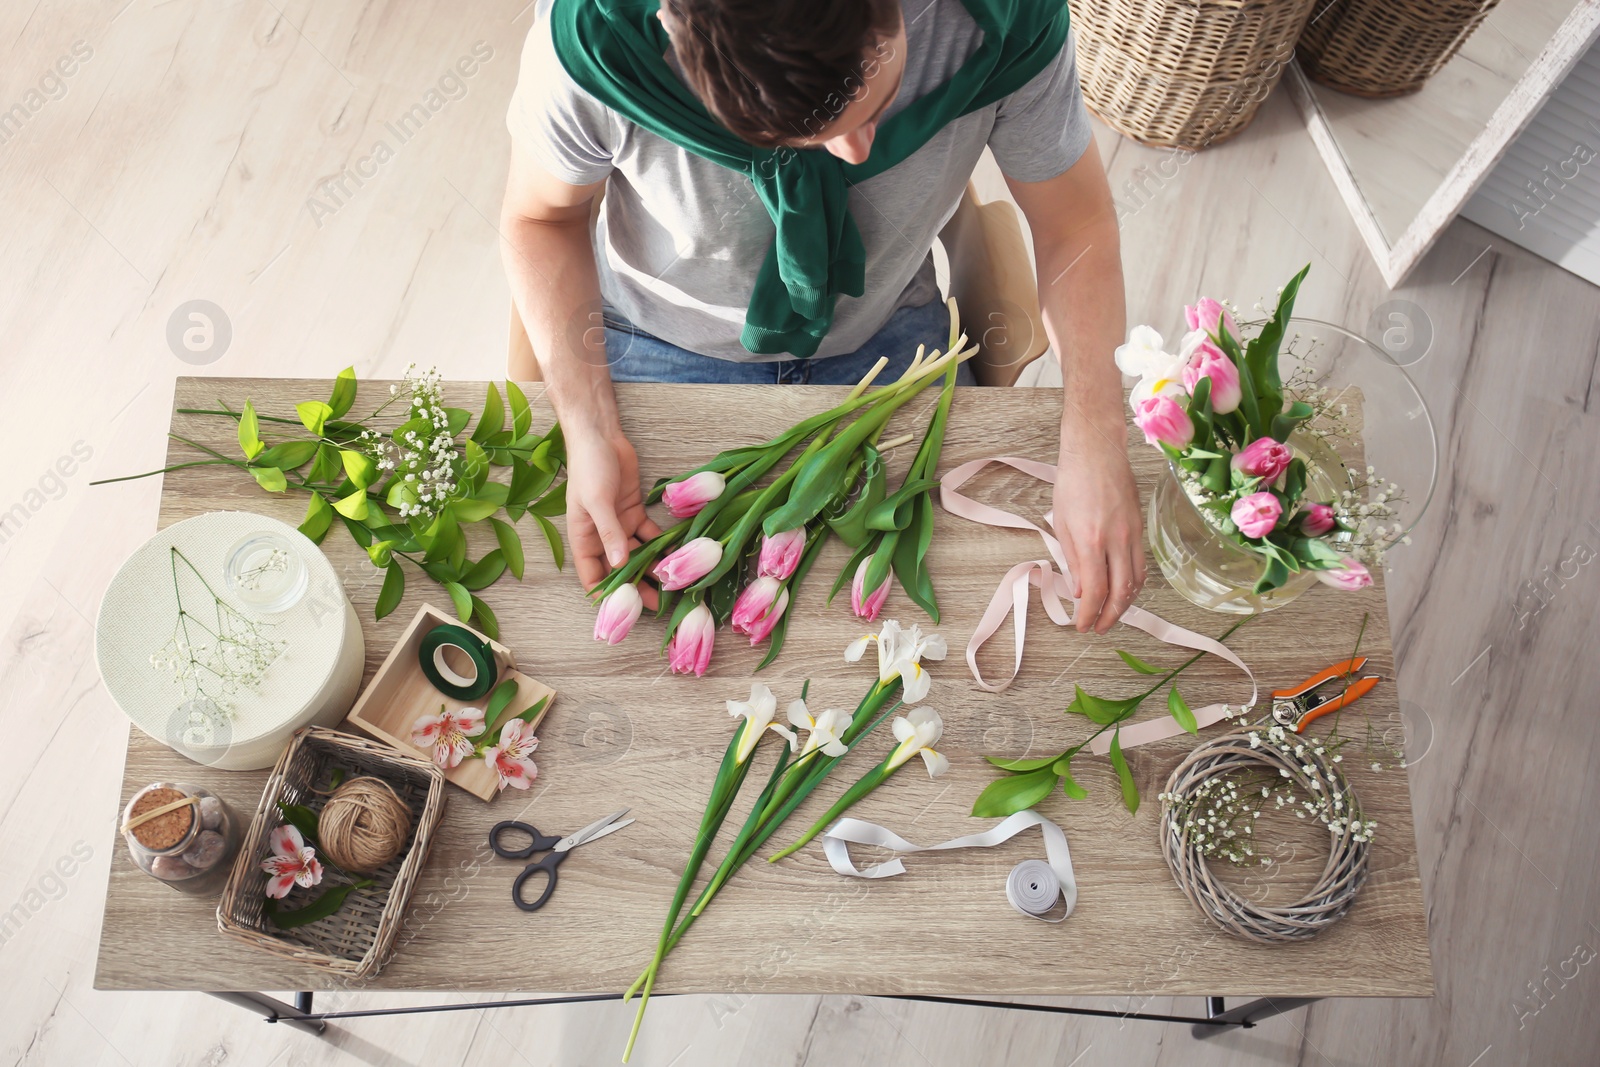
[
  {"x1": 786, "y1": 699, "x2": 852, "y2": 758},
  {"x1": 757, "y1": 528, "x2": 806, "y2": 580},
  {"x1": 662, "y1": 471, "x2": 726, "y2": 518},
  {"x1": 482, "y1": 717, "x2": 539, "y2": 791},
  {"x1": 1232, "y1": 436, "x2": 1293, "y2": 482},
  {"x1": 1300, "y1": 502, "x2": 1336, "y2": 537},
  {"x1": 850, "y1": 555, "x2": 891, "y2": 621},
  {"x1": 1132, "y1": 395, "x2": 1195, "y2": 450},
  {"x1": 1316, "y1": 557, "x2": 1373, "y2": 591},
  {"x1": 727, "y1": 682, "x2": 788, "y2": 763},
  {"x1": 411, "y1": 705, "x2": 486, "y2": 768},
  {"x1": 654, "y1": 537, "x2": 723, "y2": 591},
  {"x1": 885, "y1": 707, "x2": 949, "y2": 778},
  {"x1": 667, "y1": 602, "x2": 716, "y2": 676},
  {"x1": 731, "y1": 576, "x2": 790, "y2": 644},
  {"x1": 845, "y1": 620, "x2": 947, "y2": 703},
  {"x1": 260, "y1": 824, "x2": 323, "y2": 899},
  {"x1": 594, "y1": 583, "x2": 644, "y2": 645},
  {"x1": 1180, "y1": 335, "x2": 1242, "y2": 414},
  {"x1": 1231, "y1": 492, "x2": 1282, "y2": 540},
  {"x1": 1185, "y1": 297, "x2": 1237, "y2": 338}
]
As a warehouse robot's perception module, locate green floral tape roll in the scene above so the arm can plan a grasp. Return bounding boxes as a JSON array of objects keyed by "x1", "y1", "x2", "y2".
[{"x1": 418, "y1": 624, "x2": 496, "y2": 701}]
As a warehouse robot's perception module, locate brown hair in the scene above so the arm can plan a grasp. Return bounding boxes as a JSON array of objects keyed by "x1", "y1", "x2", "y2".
[{"x1": 663, "y1": 0, "x2": 903, "y2": 147}]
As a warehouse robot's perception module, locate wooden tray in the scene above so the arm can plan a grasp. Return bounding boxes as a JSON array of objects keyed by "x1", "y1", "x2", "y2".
[{"x1": 345, "y1": 604, "x2": 555, "y2": 801}]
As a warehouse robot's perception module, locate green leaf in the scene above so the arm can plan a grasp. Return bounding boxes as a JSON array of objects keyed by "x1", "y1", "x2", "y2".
[
  {"x1": 340, "y1": 449, "x2": 378, "y2": 490},
  {"x1": 299, "y1": 493, "x2": 334, "y2": 542},
  {"x1": 250, "y1": 466, "x2": 288, "y2": 493},
  {"x1": 1066, "y1": 685, "x2": 1143, "y2": 725},
  {"x1": 483, "y1": 678, "x2": 520, "y2": 732},
  {"x1": 443, "y1": 408, "x2": 471, "y2": 437},
  {"x1": 275, "y1": 801, "x2": 321, "y2": 845},
  {"x1": 423, "y1": 513, "x2": 461, "y2": 563},
  {"x1": 469, "y1": 595, "x2": 499, "y2": 640},
  {"x1": 461, "y1": 549, "x2": 507, "y2": 591},
  {"x1": 1115, "y1": 650, "x2": 1165, "y2": 675},
  {"x1": 296, "y1": 400, "x2": 333, "y2": 436},
  {"x1": 530, "y1": 481, "x2": 567, "y2": 517},
  {"x1": 490, "y1": 517, "x2": 525, "y2": 580},
  {"x1": 1057, "y1": 760, "x2": 1089, "y2": 800},
  {"x1": 1253, "y1": 552, "x2": 1291, "y2": 593},
  {"x1": 513, "y1": 694, "x2": 549, "y2": 725},
  {"x1": 1270, "y1": 401, "x2": 1315, "y2": 444},
  {"x1": 1202, "y1": 454, "x2": 1229, "y2": 495},
  {"x1": 462, "y1": 438, "x2": 490, "y2": 494},
  {"x1": 268, "y1": 879, "x2": 374, "y2": 929},
  {"x1": 986, "y1": 752, "x2": 1064, "y2": 772},
  {"x1": 472, "y1": 382, "x2": 504, "y2": 444},
  {"x1": 238, "y1": 401, "x2": 265, "y2": 460},
  {"x1": 532, "y1": 513, "x2": 565, "y2": 569},
  {"x1": 1108, "y1": 730, "x2": 1140, "y2": 814},
  {"x1": 451, "y1": 497, "x2": 500, "y2": 523},
  {"x1": 328, "y1": 367, "x2": 358, "y2": 419},
  {"x1": 826, "y1": 446, "x2": 886, "y2": 548},
  {"x1": 376, "y1": 561, "x2": 404, "y2": 619},
  {"x1": 506, "y1": 380, "x2": 533, "y2": 438},
  {"x1": 309, "y1": 442, "x2": 343, "y2": 483},
  {"x1": 1168, "y1": 686, "x2": 1198, "y2": 735},
  {"x1": 341, "y1": 515, "x2": 373, "y2": 547},
  {"x1": 444, "y1": 581, "x2": 472, "y2": 622},
  {"x1": 331, "y1": 489, "x2": 369, "y2": 521},
  {"x1": 971, "y1": 766, "x2": 1059, "y2": 817},
  {"x1": 256, "y1": 440, "x2": 317, "y2": 469},
  {"x1": 508, "y1": 455, "x2": 557, "y2": 506}
]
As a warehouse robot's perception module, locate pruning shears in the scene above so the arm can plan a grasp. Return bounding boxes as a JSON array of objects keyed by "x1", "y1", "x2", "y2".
[{"x1": 1271, "y1": 657, "x2": 1381, "y2": 732}]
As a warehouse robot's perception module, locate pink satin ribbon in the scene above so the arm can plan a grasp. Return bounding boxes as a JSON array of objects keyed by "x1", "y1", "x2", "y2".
[{"x1": 939, "y1": 456, "x2": 1257, "y2": 753}]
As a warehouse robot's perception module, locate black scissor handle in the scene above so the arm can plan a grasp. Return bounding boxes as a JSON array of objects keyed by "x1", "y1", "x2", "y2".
[
  {"x1": 511, "y1": 850, "x2": 567, "y2": 911},
  {"x1": 490, "y1": 820, "x2": 562, "y2": 859}
]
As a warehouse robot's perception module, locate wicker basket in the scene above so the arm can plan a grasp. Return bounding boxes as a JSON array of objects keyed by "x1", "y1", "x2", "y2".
[
  {"x1": 217, "y1": 726, "x2": 446, "y2": 979},
  {"x1": 1070, "y1": 0, "x2": 1322, "y2": 150},
  {"x1": 1296, "y1": 0, "x2": 1504, "y2": 98}
]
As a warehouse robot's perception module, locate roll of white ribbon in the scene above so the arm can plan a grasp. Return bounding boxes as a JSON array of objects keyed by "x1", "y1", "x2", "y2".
[{"x1": 821, "y1": 810, "x2": 1077, "y2": 923}]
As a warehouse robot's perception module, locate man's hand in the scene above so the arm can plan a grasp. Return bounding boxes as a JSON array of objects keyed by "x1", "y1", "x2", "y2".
[
  {"x1": 567, "y1": 428, "x2": 662, "y2": 609},
  {"x1": 1053, "y1": 421, "x2": 1144, "y2": 634}
]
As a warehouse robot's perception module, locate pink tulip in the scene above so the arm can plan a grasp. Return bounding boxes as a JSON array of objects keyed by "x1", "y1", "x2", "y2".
[
  {"x1": 1132, "y1": 395, "x2": 1194, "y2": 450},
  {"x1": 758, "y1": 528, "x2": 806, "y2": 580},
  {"x1": 1181, "y1": 340, "x2": 1242, "y2": 414},
  {"x1": 653, "y1": 537, "x2": 723, "y2": 590},
  {"x1": 667, "y1": 603, "x2": 716, "y2": 676},
  {"x1": 731, "y1": 577, "x2": 789, "y2": 644},
  {"x1": 662, "y1": 471, "x2": 726, "y2": 518},
  {"x1": 1231, "y1": 492, "x2": 1282, "y2": 539},
  {"x1": 593, "y1": 583, "x2": 644, "y2": 644},
  {"x1": 1232, "y1": 437, "x2": 1292, "y2": 483},
  {"x1": 1185, "y1": 297, "x2": 1237, "y2": 338},
  {"x1": 1316, "y1": 557, "x2": 1373, "y2": 591},
  {"x1": 1300, "y1": 502, "x2": 1336, "y2": 537},
  {"x1": 851, "y1": 556, "x2": 891, "y2": 621}
]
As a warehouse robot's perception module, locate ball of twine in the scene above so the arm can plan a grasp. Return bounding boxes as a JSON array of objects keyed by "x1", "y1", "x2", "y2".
[
  {"x1": 1159, "y1": 729, "x2": 1369, "y2": 944},
  {"x1": 318, "y1": 777, "x2": 413, "y2": 874}
]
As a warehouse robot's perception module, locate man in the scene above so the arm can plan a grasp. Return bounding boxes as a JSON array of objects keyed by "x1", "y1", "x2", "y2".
[{"x1": 501, "y1": 0, "x2": 1144, "y2": 633}]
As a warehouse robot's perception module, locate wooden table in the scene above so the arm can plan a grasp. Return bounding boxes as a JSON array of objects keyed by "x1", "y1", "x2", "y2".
[{"x1": 94, "y1": 379, "x2": 1432, "y2": 1033}]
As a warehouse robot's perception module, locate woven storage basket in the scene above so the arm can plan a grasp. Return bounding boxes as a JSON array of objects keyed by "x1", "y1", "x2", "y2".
[
  {"x1": 1070, "y1": 0, "x2": 1321, "y2": 149},
  {"x1": 217, "y1": 726, "x2": 446, "y2": 979},
  {"x1": 1296, "y1": 0, "x2": 1504, "y2": 98}
]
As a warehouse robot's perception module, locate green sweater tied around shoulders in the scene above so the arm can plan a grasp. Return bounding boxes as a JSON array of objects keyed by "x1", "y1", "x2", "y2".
[{"x1": 550, "y1": 0, "x2": 1070, "y2": 358}]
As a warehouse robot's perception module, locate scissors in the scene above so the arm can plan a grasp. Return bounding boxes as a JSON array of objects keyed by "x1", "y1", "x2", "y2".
[
  {"x1": 488, "y1": 808, "x2": 634, "y2": 912},
  {"x1": 1271, "y1": 657, "x2": 1381, "y2": 733}
]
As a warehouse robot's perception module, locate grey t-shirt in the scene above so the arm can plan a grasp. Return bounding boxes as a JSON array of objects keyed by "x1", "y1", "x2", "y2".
[{"x1": 507, "y1": 0, "x2": 1092, "y2": 362}]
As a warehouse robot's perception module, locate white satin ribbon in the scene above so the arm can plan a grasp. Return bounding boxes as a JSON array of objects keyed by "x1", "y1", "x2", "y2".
[
  {"x1": 821, "y1": 810, "x2": 1077, "y2": 922},
  {"x1": 939, "y1": 456, "x2": 1257, "y2": 751}
]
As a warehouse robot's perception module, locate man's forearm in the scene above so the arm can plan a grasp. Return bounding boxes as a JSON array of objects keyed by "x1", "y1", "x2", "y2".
[
  {"x1": 501, "y1": 211, "x2": 621, "y2": 443},
  {"x1": 1035, "y1": 215, "x2": 1128, "y2": 453}
]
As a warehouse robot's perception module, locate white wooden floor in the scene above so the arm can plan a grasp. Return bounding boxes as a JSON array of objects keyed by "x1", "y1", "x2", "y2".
[{"x1": 2, "y1": 3, "x2": 1598, "y2": 1065}]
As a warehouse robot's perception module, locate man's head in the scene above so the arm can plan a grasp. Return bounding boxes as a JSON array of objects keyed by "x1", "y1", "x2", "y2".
[{"x1": 660, "y1": 0, "x2": 908, "y2": 164}]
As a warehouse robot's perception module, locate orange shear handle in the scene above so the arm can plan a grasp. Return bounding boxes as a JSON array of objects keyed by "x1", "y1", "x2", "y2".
[
  {"x1": 1296, "y1": 676, "x2": 1380, "y2": 732},
  {"x1": 1272, "y1": 657, "x2": 1369, "y2": 699}
]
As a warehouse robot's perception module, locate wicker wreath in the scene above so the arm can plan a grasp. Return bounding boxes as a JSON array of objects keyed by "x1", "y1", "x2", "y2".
[{"x1": 1159, "y1": 729, "x2": 1369, "y2": 943}]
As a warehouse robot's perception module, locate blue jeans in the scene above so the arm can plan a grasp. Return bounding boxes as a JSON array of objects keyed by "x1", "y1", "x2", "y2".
[{"x1": 603, "y1": 299, "x2": 977, "y2": 386}]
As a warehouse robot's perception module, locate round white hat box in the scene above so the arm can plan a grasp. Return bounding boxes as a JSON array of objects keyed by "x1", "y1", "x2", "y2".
[{"x1": 96, "y1": 511, "x2": 365, "y2": 770}]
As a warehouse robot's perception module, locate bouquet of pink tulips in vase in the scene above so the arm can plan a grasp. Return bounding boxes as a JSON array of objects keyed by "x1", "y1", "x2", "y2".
[
  {"x1": 590, "y1": 300, "x2": 975, "y2": 675},
  {"x1": 1118, "y1": 266, "x2": 1408, "y2": 598}
]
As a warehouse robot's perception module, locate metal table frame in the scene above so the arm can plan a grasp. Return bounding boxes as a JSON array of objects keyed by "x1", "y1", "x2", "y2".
[{"x1": 209, "y1": 989, "x2": 1321, "y2": 1041}]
